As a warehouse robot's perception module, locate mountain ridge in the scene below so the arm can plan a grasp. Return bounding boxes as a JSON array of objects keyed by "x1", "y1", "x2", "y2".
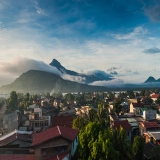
[
  {"x1": 144, "y1": 76, "x2": 160, "y2": 83},
  {"x1": 0, "y1": 70, "x2": 108, "y2": 93},
  {"x1": 49, "y1": 59, "x2": 113, "y2": 83}
]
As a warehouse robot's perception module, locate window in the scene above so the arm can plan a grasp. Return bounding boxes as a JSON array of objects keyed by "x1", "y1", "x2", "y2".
[
  {"x1": 61, "y1": 147, "x2": 65, "y2": 153},
  {"x1": 42, "y1": 150, "x2": 46, "y2": 157},
  {"x1": 54, "y1": 148, "x2": 58, "y2": 154}
]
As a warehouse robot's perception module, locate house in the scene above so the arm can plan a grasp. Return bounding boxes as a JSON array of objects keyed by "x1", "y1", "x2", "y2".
[
  {"x1": 75, "y1": 106, "x2": 91, "y2": 116},
  {"x1": 28, "y1": 108, "x2": 51, "y2": 131},
  {"x1": 111, "y1": 120, "x2": 132, "y2": 141},
  {"x1": 143, "y1": 131, "x2": 160, "y2": 145},
  {"x1": 139, "y1": 121, "x2": 160, "y2": 136},
  {"x1": 52, "y1": 116, "x2": 74, "y2": 128},
  {"x1": 140, "y1": 108, "x2": 157, "y2": 120},
  {"x1": 130, "y1": 102, "x2": 144, "y2": 113},
  {"x1": 150, "y1": 94, "x2": 160, "y2": 102},
  {"x1": 32, "y1": 126, "x2": 79, "y2": 160},
  {"x1": 0, "y1": 129, "x2": 33, "y2": 148},
  {"x1": 144, "y1": 142, "x2": 157, "y2": 160}
]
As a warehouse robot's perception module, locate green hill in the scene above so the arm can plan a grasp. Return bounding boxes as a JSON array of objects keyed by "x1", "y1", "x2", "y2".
[{"x1": 0, "y1": 70, "x2": 107, "y2": 93}]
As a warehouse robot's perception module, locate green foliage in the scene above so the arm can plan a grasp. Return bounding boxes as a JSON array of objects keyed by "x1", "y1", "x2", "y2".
[
  {"x1": 127, "y1": 90, "x2": 135, "y2": 99},
  {"x1": 72, "y1": 116, "x2": 88, "y2": 130},
  {"x1": 156, "y1": 96, "x2": 160, "y2": 105},
  {"x1": 151, "y1": 146, "x2": 160, "y2": 160},
  {"x1": 77, "y1": 122, "x2": 129, "y2": 160},
  {"x1": 113, "y1": 99, "x2": 122, "y2": 115},
  {"x1": 0, "y1": 98, "x2": 5, "y2": 109},
  {"x1": 132, "y1": 136, "x2": 144, "y2": 160},
  {"x1": 6, "y1": 91, "x2": 18, "y2": 111}
]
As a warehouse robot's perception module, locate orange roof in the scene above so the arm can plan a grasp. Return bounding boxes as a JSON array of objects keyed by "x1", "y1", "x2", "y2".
[
  {"x1": 113, "y1": 120, "x2": 131, "y2": 130},
  {"x1": 32, "y1": 126, "x2": 78, "y2": 147},
  {"x1": 151, "y1": 94, "x2": 160, "y2": 99},
  {"x1": 140, "y1": 121, "x2": 160, "y2": 129},
  {"x1": 0, "y1": 154, "x2": 35, "y2": 160}
]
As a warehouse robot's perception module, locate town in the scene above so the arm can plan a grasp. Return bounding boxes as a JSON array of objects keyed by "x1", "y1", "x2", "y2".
[{"x1": 0, "y1": 89, "x2": 160, "y2": 159}]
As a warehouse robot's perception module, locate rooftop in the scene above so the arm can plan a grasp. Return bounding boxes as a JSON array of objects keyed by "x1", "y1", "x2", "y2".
[
  {"x1": 112, "y1": 120, "x2": 131, "y2": 130},
  {"x1": 140, "y1": 121, "x2": 160, "y2": 129},
  {"x1": 32, "y1": 126, "x2": 79, "y2": 147},
  {"x1": 52, "y1": 116, "x2": 74, "y2": 128}
]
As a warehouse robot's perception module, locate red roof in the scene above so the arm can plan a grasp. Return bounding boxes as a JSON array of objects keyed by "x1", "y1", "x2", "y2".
[
  {"x1": 113, "y1": 120, "x2": 131, "y2": 130},
  {"x1": 132, "y1": 102, "x2": 144, "y2": 108},
  {"x1": 140, "y1": 121, "x2": 160, "y2": 129},
  {"x1": 52, "y1": 116, "x2": 73, "y2": 128},
  {"x1": 32, "y1": 126, "x2": 78, "y2": 147},
  {"x1": 47, "y1": 152, "x2": 69, "y2": 160},
  {"x1": 151, "y1": 94, "x2": 160, "y2": 99},
  {"x1": 0, "y1": 154, "x2": 35, "y2": 160},
  {"x1": 0, "y1": 133, "x2": 32, "y2": 146}
]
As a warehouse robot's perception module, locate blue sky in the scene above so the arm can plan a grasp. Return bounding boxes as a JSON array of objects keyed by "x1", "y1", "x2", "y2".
[{"x1": 0, "y1": 0, "x2": 160, "y2": 86}]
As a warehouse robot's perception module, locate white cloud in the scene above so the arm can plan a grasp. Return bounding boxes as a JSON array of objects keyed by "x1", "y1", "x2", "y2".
[
  {"x1": 89, "y1": 79, "x2": 124, "y2": 87},
  {"x1": 31, "y1": 0, "x2": 46, "y2": 15},
  {"x1": 113, "y1": 26, "x2": 148, "y2": 40}
]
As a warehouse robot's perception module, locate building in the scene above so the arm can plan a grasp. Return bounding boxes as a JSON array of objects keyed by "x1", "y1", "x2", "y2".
[
  {"x1": 139, "y1": 121, "x2": 160, "y2": 136},
  {"x1": 28, "y1": 108, "x2": 51, "y2": 131},
  {"x1": 32, "y1": 126, "x2": 79, "y2": 160},
  {"x1": 130, "y1": 102, "x2": 144, "y2": 113},
  {"x1": 52, "y1": 116, "x2": 74, "y2": 128}
]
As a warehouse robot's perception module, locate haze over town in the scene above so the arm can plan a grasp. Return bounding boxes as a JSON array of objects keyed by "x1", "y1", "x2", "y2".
[{"x1": 1, "y1": 0, "x2": 160, "y2": 86}]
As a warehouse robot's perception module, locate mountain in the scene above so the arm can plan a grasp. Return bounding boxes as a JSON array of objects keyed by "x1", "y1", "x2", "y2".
[
  {"x1": 144, "y1": 76, "x2": 160, "y2": 83},
  {"x1": 50, "y1": 59, "x2": 113, "y2": 84},
  {"x1": 0, "y1": 70, "x2": 107, "y2": 93}
]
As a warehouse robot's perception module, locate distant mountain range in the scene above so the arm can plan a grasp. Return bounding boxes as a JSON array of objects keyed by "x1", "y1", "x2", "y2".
[
  {"x1": 144, "y1": 76, "x2": 160, "y2": 83},
  {"x1": 50, "y1": 59, "x2": 113, "y2": 84},
  {"x1": 0, "y1": 70, "x2": 107, "y2": 93},
  {"x1": 1, "y1": 58, "x2": 160, "y2": 93}
]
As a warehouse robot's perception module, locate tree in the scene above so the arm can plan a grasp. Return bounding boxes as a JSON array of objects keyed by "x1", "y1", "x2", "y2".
[
  {"x1": 72, "y1": 116, "x2": 88, "y2": 130},
  {"x1": 132, "y1": 136, "x2": 144, "y2": 160},
  {"x1": 113, "y1": 99, "x2": 122, "y2": 115},
  {"x1": 151, "y1": 145, "x2": 160, "y2": 160},
  {"x1": 6, "y1": 91, "x2": 18, "y2": 111},
  {"x1": 78, "y1": 122, "x2": 119, "y2": 160},
  {"x1": 156, "y1": 96, "x2": 160, "y2": 105}
]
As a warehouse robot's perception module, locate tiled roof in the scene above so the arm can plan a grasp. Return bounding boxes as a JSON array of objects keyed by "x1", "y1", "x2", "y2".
[
  {"x1": 32, "y1": 126, "x2": 78, "y2": 147},
  {"x1": 151, "y1": 94, "x2": 160, "y2": 99},
  {"x1": 0, "y1": 154, "x2": 35, "y2": 160},
  {"x1": 112, "y1": 120, "x2": 131, "y2": 130},
  {"x1": 140, "y1": 121, "x2": 160, "y2": 129},
  {"x1": 52, "y1": 116, "x2": 73, "y2": 128},
  {"x1": 132, "y1": 102, "x2": 144, "y2": 107},
  {"x1": 0, "y1": 133, "x2": 31, "y2": 146},
  {"x1": 144, "y1": 143, "x2": 156, "y2": 159},
  {"x1": 47, "y1": 152, "x2": 69, "y2": 160}
]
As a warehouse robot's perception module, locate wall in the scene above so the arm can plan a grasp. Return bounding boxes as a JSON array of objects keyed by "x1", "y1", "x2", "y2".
[
  {"x1": 71, "y1": 136, "x2": 78, "y2": 157},
  {"x1": 143, "y1": 110, "x2": 156, "y2": 120},
  {"x1": 34, "y1": 137, "x2": 71, "y2": 160}
]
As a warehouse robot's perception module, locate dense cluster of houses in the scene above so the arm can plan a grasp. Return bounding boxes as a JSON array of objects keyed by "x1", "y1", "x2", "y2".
[
  {"x1": 0, "y1": 91, "x2": 160, "y2": 159},
  {"x1": 109, "y1": 92, "x2": 160, "y2": 159}
]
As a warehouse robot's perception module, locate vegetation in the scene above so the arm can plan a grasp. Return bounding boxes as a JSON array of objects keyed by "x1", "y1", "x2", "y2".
[
  {"x1": 72, "y1": 102, "x2": 144, "y2": 160},
  {"x1": 132, "y1": 136, "x2": 144, "y2": 160}
]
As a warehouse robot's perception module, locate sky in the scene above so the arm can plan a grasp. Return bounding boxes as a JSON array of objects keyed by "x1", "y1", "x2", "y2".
[{"x1": 1, "y1": 0, "x2": 160, "y2": 86}]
